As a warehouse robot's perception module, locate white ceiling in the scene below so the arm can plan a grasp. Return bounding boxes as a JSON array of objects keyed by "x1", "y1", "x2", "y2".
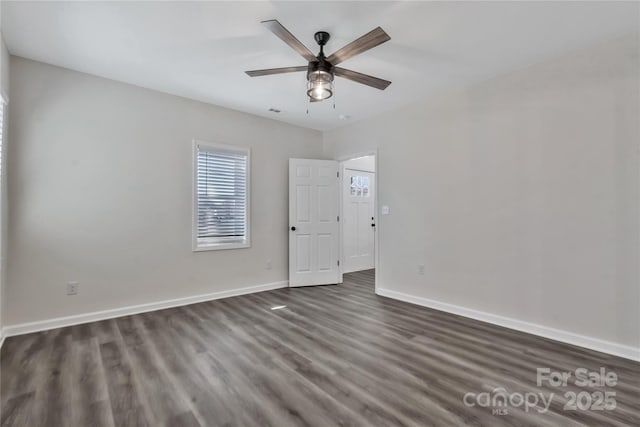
[{"x1": 3, "y1": 1, "x2": 639, "y2": 131}]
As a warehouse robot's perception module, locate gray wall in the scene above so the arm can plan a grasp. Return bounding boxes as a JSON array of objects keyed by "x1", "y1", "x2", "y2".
[
  {"x1": 6, "y1": 57, "x2": 323, "y2": 325},
  {"x1": 324, "y1": 34, "x2": 640, "y2": 349}
]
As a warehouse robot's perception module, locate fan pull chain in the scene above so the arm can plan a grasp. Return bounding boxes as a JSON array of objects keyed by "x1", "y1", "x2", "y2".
[{"x1": 333, "y1": 81, "x2": 336, "y2": 109}]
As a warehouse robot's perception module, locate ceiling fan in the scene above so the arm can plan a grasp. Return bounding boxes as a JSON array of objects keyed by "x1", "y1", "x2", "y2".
[{"x1": 245, "y1": 20, "x2": 391, "y2": 103}]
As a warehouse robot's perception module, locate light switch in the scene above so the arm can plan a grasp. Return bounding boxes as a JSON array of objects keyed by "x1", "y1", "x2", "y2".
[{"x1": 381, "y1": 205, "x2": 390, "y2": 215}]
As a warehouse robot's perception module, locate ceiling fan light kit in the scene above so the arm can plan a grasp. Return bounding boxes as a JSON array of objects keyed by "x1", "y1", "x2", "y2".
[
  {"x1": 307, "y1": 70, "x2": 333, "y2": 101},
  {"x1": 246, "y1": 20, "x2": 391, "y2": 104},
  {"x1": 306, "y1": 31, "x2": 333, "y2": 101}
]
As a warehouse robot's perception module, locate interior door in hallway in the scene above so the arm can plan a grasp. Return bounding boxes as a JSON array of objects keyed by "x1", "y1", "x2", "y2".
[
  {"x1": 342, "y1": 168, "x2": 375, "y2": 273},
  {"x1": 289, "y1": 159, "x2": 341, "y2": 287}
]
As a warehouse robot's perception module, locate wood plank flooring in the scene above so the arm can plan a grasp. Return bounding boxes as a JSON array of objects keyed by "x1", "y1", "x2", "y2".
[{"x1": 1, "y1": 269, "x2": 639, "y2": 426}]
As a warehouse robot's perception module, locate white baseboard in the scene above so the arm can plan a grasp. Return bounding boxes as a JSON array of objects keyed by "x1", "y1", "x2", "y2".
[
  {"x1": 3, "y1": 280, "x2": 289, "y2": 338},
  {"x1": 376, "y1": 288, "x2": 640, "y2": 362}
]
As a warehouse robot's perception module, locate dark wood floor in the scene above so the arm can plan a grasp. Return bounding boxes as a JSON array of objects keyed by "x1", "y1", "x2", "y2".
[{"x1": 1, "y1": 270, "x2": 639, "y2": 426}]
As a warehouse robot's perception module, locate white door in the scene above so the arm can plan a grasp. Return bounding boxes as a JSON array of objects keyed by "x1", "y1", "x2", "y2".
[
  {"x1": 289, "y1": 159, "x2": 341, "y2": 287},
  {"x1": 342, "y1": 168, "x2": 375, "y2": 273}
]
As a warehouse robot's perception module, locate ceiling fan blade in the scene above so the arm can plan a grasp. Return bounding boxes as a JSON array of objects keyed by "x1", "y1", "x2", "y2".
[
  {"x1": 334, "y1": 67, "x2": 391, "y2": 90},
  {"x1": 327, "y1": 27, "x2": 390, "y2": 65},
  {"x1": 262, "y1": 20, "x2": 317, "y2": 62},
  {"x1": 245, "y1": 66, "x2": 308, "y2": 77}
]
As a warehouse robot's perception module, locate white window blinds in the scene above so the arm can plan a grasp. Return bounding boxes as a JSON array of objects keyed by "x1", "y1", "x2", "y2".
[{"x1": 194, "y1": 142, "x2": 249, "y2": 249}]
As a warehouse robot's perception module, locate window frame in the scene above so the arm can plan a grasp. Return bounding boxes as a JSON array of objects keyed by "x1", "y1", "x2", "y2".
[
  {"x1": 192, "y1": 139, "x2": 251, "y2": 252},
  {"x1": 0, "y1": 96, "x2": 6, "y2": 275}
]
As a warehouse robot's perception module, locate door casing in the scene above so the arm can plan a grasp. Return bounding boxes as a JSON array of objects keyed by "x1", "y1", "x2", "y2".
[{"x1": 337, "y1": 150, "x2": 379, "y2": 291}]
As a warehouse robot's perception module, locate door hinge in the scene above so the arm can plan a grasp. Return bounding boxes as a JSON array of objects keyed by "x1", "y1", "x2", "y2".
[
  {"x1": 337, "y1": 215, "x2": 340, "y2": 222},
  {"x1": 337, "y1": 260, "x2": 340, "y2": 266},
  {"x1": 337, "y1": 171, "x2": 339, "y2": 178}
]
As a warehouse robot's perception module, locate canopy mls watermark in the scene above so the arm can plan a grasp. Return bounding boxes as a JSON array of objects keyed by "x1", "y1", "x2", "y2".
[{"x1": 462, "y1": 367, "x2": 618, "y2": 416}]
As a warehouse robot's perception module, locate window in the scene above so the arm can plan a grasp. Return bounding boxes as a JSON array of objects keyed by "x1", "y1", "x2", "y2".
[
  {"x1": 350, "y1": 175, "x2": 370, "y2": 197},
  {"x1": 0, "y1": 98, "x2": 4, "y2": 179},
  {"x1": 0, "y1": 97, "x2": 5, "y2": 201},
  {"x1": 193, "y1": 140, "x2": 250, "y2": 251},
  {"x1": 0, "y1": 97, "x2": 5, "y2": 273}
]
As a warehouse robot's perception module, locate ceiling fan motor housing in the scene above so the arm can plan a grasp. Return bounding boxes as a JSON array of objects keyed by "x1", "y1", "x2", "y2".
[{"x1": 307, "y1": 60, "x2": 334, "y2": 81}]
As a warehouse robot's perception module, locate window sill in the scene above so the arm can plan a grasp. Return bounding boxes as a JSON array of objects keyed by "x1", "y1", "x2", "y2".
[{"x1": 193, "y1": 241, "x2": 250, "y2": 252}]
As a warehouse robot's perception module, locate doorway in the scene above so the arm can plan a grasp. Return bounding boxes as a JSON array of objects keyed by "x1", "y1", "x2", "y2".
[{"x1": 340, "y1": 155, "x2": 376, "y2": 275}]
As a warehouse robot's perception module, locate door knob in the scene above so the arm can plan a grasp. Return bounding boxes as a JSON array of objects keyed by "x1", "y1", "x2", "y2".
[
  {"x1": 371, "y1": 223, "x2": 376, "y2": 227},
  {"x1": 291, "y1": 226, "x2": 296, "y2": 231}
]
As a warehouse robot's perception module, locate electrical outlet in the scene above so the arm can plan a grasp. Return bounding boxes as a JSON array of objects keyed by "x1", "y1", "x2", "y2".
[
  {"x1": 266, "y1": 260, "x2": 272, "y2": 270},
  {"x1": 418, "y1": 264, "x2": 425, "y2": 275},
  {"x1": 66, "y1": 281, "x2": 79, "y2": 295}
]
